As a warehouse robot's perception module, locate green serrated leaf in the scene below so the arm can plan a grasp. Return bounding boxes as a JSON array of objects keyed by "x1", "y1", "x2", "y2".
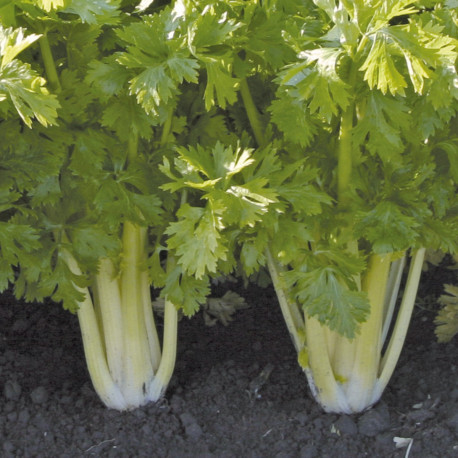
[
  {"x1": 204, "y1": 62, "x2": 239, "y2": 110},
  {"x1": 35, "y1": 0, "x2": 66, "y2": 12},
  {"x1": 0, "y1": 26, "x2": 41, "y2": 68},
  {"x1": 353, "y1": 92, "x2": 410, "y2": 161},
  {"x1": 85, "y1": 57, "x2": 129, "y2": 97},
  {"x1": 0, "y1": 222, "x2": 41, "y2": 290},
  {"x1": 240, "y1": 233, "x2": 267, "y2": 276},
  {"x1": 360, "y1": 33, "x2": 408, "y2": 96},
  {"x1": 63, "y1": 0, "x2": 120, "y2": 25},
  {"x1": 161, "y1": 264, "x2": 210, "y2": 316},
  {"x1": 355, "y1": 201, "x2": 421, "y2": 253},
  {"x1": 102, "y1": 95, "x2": 156, "y2": 140},
  {"x1": 286, "y1": 265, "x2": 369, "y2": 339},
  {"x1": 0, "y1": 59, "x2": 60, "y2": 127},
  {"x1": 166, "y1": 203, "x2": 227, "y2": 278},
  {"x1": 69, "y1": 226, "x2": 120, "y2": 267},
  {"x1": 226, "y1": 179, "x2": 277, "y2": 226},
  {"x1": 167, "y1": 56, "x2": 199, "y2": 84},
  {"x1": 130, "y1": 66, "x2": 175, "y2": 113},
  {"x1": 295, "y1": 48, "x2": 351, "y2": 122},
  {"x1": 189, "y1": 9, "x2": 240, "y2": 50},
  {"x1": 269, "y1": 96, "x2": 317, "y2": 147}
]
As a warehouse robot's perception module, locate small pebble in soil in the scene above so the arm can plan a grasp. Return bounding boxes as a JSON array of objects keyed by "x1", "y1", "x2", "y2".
[
  {"x1": 4, "y1": 401, "x2": 16, "y2": 413},
  {"x1": 294, "y1": 411, "x2": 309, "y2": 426},
  {"x1": 299, "y1": 443, "x2": 318, "y2": 458},
  {"x1": 406, "y1": 407, "x2": 436, "y2": 423},
  {"x1": 4, "y1": 380, "x2": 21, "y2": 401},
  {"x1": 18, "y1": 408, "x2": 30, "y2": 425},
  {"x1": 3, "y1": 440, "x2": 15, "y2": 453},
  {"x1": 30, "y1": 386, "x2": 48, "y2": 405},
  {"x1": 170, "y1": 393, "x2": 185, "y2": 412},
  {"x1": 179, "y1": 412, "x2": 203, "y2": 441},
  {"x1": 33, "y1": 412, "x2": 50, "y2": 432},
  {"x1": 358, "y1": 403, "x2": 390, "y2": 436},
  {"x1": 11, "y1": 319, "x2": 29, "y2": 334},
  {"x1": 334, "y1": 415, "x2": 358, "y2": 435}
]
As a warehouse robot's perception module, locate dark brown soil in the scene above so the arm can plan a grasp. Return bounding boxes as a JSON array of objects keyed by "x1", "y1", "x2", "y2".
[{"x1": 1, "y1": 262, "x2": 457, "y2": 458}]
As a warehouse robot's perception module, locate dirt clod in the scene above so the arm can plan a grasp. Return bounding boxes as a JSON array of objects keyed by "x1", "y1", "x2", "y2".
[{"x1": 3, "y1": 380, "x2": 21, "y2": 401}]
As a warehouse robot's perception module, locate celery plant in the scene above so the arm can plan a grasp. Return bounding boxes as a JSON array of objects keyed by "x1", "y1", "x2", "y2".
[
  {"x1": 0, "y1": 0, "x2": 259, "y2": 409},
  {"x1": 0, "y1": 3, "x2": 186, "y2": 408},
  {"x1": 231, "y1": 0, "x2": 457, "y2": 413}
]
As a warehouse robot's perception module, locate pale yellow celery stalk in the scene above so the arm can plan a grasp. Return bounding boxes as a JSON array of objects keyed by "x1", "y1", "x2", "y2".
[
  {"x1": 119, "y1": 113, "x2": 178, "y2": 403},
  {"x1": 147, "y1": 297, "x2": 178, "y2": 400},
  {"x1": 323, "y1": 97, "x2": 360, "y2": 398},
  {"x1": 145, "y1": 107, "x2": 180, "y2": 399},
  {"x1": 373, "y1": 248, "x2": 426, "y2": 400},
  {"x1": 115, "y1": 130, "x2": 164, "y2": 405},
  {"x1": 93, "y1": 258, "x2": 124, "y2": 388},
  {"x1": 325, "y1": 257, "x2": 394, "y2": 400},
  {"x1": 299, "y1": 70, "x2": 411, "y2": 412},
  {"x1": 343, "y1": 253, "x2": 391, "y2": 411},
  {"x1": 120, "y1": 220, "x2": 155, "y2": 406},
  {"x1": 138, "y1": 226, "x2": 162, "y2": 372},
  {"x1": 265, "y1": 248, "x2": 304, "y2": 351},
  {"x1": 304, "y1": 250, "x2": 424, "y2": 413},
  {"x1": 381, "y1": 255, "x2": 406, "y2": 346},
  {"x1": 305, "y1": 316, "x2": 350, "y2": 412},
  {"x1": 326, "y1": 327, "x2": 356, "y2": 384},
  {"x1": 60, "y1": 248, "x2": 126, "y2": 409},
  {"x1": 315, "y1": 77, "x2": 376, "y2": 413},
  {"x1": 40, "y1": 37, "x2": 172, "y2": 408}
]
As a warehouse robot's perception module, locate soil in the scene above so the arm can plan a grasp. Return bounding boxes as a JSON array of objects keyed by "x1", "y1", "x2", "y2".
[{"x1": 1, "y1": 261, "x2": 457, "y2": 458}]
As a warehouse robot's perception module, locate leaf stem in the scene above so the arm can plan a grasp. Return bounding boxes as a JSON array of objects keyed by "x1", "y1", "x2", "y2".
[
  {"x1": 239, "y1": 77, "x2": 266, "y2": 147},
  {"x1": 94, "y1": 258, "x2": 124, "y2": 388},
  {"x1": 265, "y1": 248, "x2": 304, "y2": 351},
  {"x1": 239, "y1": 77, "x2": 305, "y2": 352},
  {"x1": 337, "y1": 59, "x2": 360, "y2": 205},
  {"x1": 147, "y1": 296, "x2": 178, "y2": 400},
  {"x1": 337, "y1": 104, "x2": 354, "y2": 204},
  {"x1": 145, "y1": 105, "x2": 182, "y2": 399},
  {"x1": 39, "y1": 31, "x2": 61, "y2": 93},
  {"x1": 240, "y1": 78, "x2": 305, "y2": 348},
  {"x1": 305, "y1": 316, "x2": 350, "y2": 412},
  {"x1": 160, "y1": 106, "x2": 174, "y2": 146},
  {"x1": 375, "y1": 248, "x2": 425, "y2": 398},
  {"x1": 139, "y1": 226, "x2": 162, "y2": 372},
  {"x1": 344, "y1": 252, "x2": 391, "y2": 411},
  {"x1": 120, "y1": 220, "x2": 154, "y2": 406},
  {"x1": 60, "y1": 247, "x2": 126, "y2": 409},
  {"x1": 381, "y1": 254, "x2": 406, "y2": 346},
  {"x1": 127, "y1": 132, "x2": 139, "y2": 163}
]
